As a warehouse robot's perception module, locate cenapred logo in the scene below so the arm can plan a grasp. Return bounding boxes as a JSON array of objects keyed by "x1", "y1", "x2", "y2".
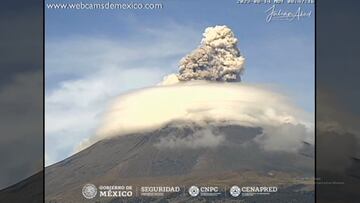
[
  {"x1": 188, "y1": 186, "x2": 200, "y2": 197},
  {"x1": 82, "y1": 184, "x2": 97, "y2": 199},
  {"x1": 230, "y1": 185, "x2": 241, "y2": 197}
]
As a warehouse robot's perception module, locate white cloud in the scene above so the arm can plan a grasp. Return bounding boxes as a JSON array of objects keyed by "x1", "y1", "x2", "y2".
[
  {"x1": 80, "y1": 82, "x2": 313, "y2": 152},
  {"x1": 155, "y1": 128, "x2": 226, "y2": 149},
  {"x1": 45, "y1": 25, "x2": 200, "y2": 165}
]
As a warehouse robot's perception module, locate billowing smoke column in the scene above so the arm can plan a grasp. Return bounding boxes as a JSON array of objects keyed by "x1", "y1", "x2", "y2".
[{"x1": 177, "y1": 25, "x2": 245, "y2": 82}]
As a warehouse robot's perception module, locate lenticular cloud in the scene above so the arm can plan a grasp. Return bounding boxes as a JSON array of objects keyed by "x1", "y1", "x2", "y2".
[{"x1": 82, "y1": 82, "x2": 313, "y2": 152}]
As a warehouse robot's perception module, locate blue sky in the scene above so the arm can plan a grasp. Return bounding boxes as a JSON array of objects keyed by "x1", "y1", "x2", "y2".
[{"x1": 45, "y1": 0, "x2": 314, "y2": 165}]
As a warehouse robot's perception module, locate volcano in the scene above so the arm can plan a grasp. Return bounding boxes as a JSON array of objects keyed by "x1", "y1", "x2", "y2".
[
  {"x1": 45, "y1": 25, "x2": 314, "y2": 203},
  {"x1": 45, "y1": 122, "x2": 314, "y2": 203}
]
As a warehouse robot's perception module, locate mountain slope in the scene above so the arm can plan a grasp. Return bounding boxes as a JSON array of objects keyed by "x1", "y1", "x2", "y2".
[{"x1": 45, "y1": 123, "x2": 314, "y2": 202}]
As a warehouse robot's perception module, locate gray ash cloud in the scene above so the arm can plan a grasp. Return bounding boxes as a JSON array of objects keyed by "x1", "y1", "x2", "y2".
[{"x1": 177, "y1": 25, "x2": 245, "y2": 82}]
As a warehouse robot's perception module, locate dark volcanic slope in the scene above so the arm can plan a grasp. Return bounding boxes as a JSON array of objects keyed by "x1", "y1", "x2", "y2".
[
  {"x1": 0, "y1": 171, "x2": 43, "y2": 203},
  {"x1": 45, "y1": 123, "x2": 314, "y2": 202}
]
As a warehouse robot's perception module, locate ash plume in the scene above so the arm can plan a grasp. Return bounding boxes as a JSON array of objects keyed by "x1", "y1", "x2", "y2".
[{"x1": 177, "y1": 25, "x2": 245, "y2": 82}]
